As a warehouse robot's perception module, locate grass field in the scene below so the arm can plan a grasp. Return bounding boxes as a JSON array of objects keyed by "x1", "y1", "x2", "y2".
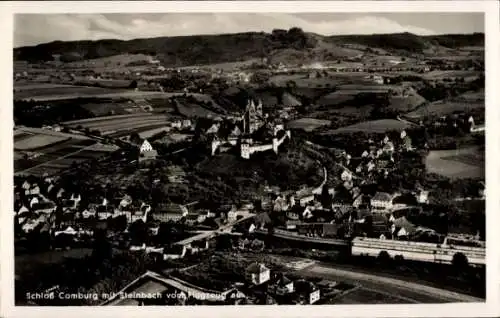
[
  {"x1": 13, "y1": 83, "x2": 81, "y2": 91},
  {"x1": 287, "y1": 118, "x2": 331, "y2": 132},
  {"x1": 406, "y1": 100, "x2": 484, "y2": 119},
  {"x1": 64, "y1": 113, "x2": 169, "y2": 134},
  {"x1": 14, "y1": 85, "x2": 130, "y2": 101},
  {"x1": 421, "y1": 70, "x2": 481, "y2": 81},
  {"x1": 15, "y1": 83, "x2": 216, "y2": 102},
  {"x1": 322, "y1": 119, "x2": 412, "y2": 134},
  {"x1": 138, "y1": 127, "x2": 171, "y2": 139},
  {"x1": 14, "y1": 138, "x2": 118, "y2": 177},
  {"x1": 81, "y1": 101, "x2": 145, "y2": 117},
  {"x1": 14, "y1": 135, "x2": 70, "y2": 151},
  {"x1": 387, "y1": 93, "x2": 427, "y2": 112},
  {"x1": 175, "y1": 100, "x2": 220, "y2": 118},
  {"x1": 425, "y1": 147, "x2": 485, "y2": 179},
  {"x1": 15, "y1": 248, "x2": 93, "y2": 279}
]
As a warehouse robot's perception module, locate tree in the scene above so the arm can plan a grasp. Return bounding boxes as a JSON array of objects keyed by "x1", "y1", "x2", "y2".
[
  {"x1": 108, "y1": 215, "x2": 128, "y2": 232},
  {"x1": 128, "y1": 220, "x2": 148, "y2": 245},
  {"x1": 129, "y1": 132, "x2": 141, "y2": 144},
  {"x1": 452, "y1": 252, "x2": 469, "y2": 270},
  {"x1": 377, "y1": 250, "x2": 391, "y2": 263},
  {"x1": 320, "y1": 184, "x2": 332, "y2": 208},
  {"x1": 128, "y1": 80, "x2": 138, "y2": 89}
]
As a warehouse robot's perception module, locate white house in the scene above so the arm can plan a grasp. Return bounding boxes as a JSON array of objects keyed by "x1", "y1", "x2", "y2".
[
  {"x1": 341, "y1": 169, "x2": 352, "y2": 181},
  {"x1": 274, "y1": 276, "x2": 294, "y2": 295},
  {"x1": 416, "y1": 190, "x2": 429, "y2": 204},
  {"x1": 81, "y1": 209, "x2": 96, "y2": 219},
  {"x1": 32, "y1": 201, "x2": 56, "y2": 214},
  {"x1": 55, "y1": 226, "x2": 77, "y2": 237},
  {"x1": 163, "y1": 245, "x2": 187, "y2": 260},
  {"x1": 227, "y1": 206, "x2": 238, "y2": 222},
  {"x1": 371, "y1": 192, "x2": 394, "y2": 212},
  {"x1": 302, "y1": 206, "x2": 314, "y2": 220},
  {"x1": 296, "y1": 281, "x2": 320, "y2": 304},
  {"x1": 246, "y1": 263, "x2": 270, "y2": 285}
]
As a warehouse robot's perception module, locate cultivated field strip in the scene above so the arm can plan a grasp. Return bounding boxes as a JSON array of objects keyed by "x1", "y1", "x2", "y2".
[
  {"x1": 63, "y1": 113, "x2": 155, "y2": 125},
  {"x1": 107, "y1": 123, "x2": 171, "y2": 138},
  {"x1": 14, "y1": 138, "x2": 116, "y2": 176},
  {"x1": 81, "y1": 118, "x2": 168, "y2": 131}
]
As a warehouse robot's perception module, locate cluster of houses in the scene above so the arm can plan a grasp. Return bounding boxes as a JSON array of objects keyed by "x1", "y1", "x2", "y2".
[
  {"x1": 102, "y1": 259, "x2": 347, "y2": 306},
  {"x1": 239, "y1": 129, "x2": 439, "y2": 241},
  {"x1": 221, "y1": 261, "x2": 355, "y2": 305}
]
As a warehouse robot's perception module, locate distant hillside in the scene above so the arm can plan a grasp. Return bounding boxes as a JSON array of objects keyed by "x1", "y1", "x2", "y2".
[
  {"x1": 327, "y1": 32, "x2": 484, "y2": 53},
  {"x1": 14, "y1": 29, "x2": 484, "y2": 67}
]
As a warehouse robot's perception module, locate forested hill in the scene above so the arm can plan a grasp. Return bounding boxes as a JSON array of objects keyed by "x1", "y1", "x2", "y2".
[{"x1": 14, "y1": 28, "x2": 484, "y2": 66}]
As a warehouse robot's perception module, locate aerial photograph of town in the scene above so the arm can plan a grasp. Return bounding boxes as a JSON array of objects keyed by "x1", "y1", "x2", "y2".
[{"x1": 12, "y1": 11, "x2": 486, "y2": 306}]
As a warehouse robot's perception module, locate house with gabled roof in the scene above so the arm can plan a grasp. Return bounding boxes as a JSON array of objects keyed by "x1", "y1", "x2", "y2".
[
  {"x1": 153, "y1": 204, "x2": 188, "y2": 222},
  {"x1": 139, "y1": 139, "x2": 158, "y2": 162},
  {"x1": 370, "y1": 192, "x2": 396, "y2": 212},
  {"x1": 245, "y1": 263, "x2": 270, "y2": 286}
]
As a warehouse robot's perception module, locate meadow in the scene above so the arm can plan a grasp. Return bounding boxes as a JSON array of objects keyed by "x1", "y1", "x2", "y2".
[
  {"x1": 287, "y1": 118, "x2": 331, "y2": 132},
  {"x1": 425, "y1": 147, "x2": 485, "y2": 179},
  {"x1": 406, "y1": 100, "x2": 484, "y2": 119},
  {"x1": 322, "y1": 119, "x2": 412, "y2": 135}
]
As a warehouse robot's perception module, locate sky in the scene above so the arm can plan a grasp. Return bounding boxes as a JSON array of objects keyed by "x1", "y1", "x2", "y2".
[{"x1": 14, "y1": 13, "x2": 484, "y2": 48}]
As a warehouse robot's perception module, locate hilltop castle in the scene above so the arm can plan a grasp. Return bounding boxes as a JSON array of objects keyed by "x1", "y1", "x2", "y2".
[
  {"x1": 209, "y1": 99, "x2": 291, "y2": 159},
  {"x1": 243, "y1": 99, "x2": 264, "y2": 134}
]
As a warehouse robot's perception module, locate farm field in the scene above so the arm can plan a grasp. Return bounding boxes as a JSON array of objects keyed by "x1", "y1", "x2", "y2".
[
  {"x1": 107, "y1": 123, "x2": 173, "y2": 138},
  {"x1": 421, "y1": 70, "x2": 481, "y2": 80},
  {"x1": 322, "y1": 119, "x2": 412, "y2": 134},
  {"x1": 287, "y1": 118, "x2": 331, "y2": 132},
  {"x1": 13, "y1": 83, "x2": 81, "y2": 91},
  {"x1": 15, "y1": 127, "x2": 91, "y2": 140},
  {"x1": 425, "y1": 147, "x2": 485, "y2": 179},
  {"x1": 387, "y1": 93, "x2": 427, "y2": 112},
  {"x1": 14, "y1": 131, "x2": 35, "y2": 142},
  {"x1": 138, "y1": 126, "x2": 171, "y2": 139},
  {"x1": 269, "y1": 73, "x2": 373, "y2": 88},
  {"x1": 81, "y1": 101, "x2": 147, "y2": 117},
  {"x1": 14, "y1": 137, "x2": 118, "y2": 177},
  {"x1": 406, "y1": 99, "x2": 484, "y2": 119},
  {"x1": 175, "y1": 100, "x2": 220, "y2": 118},
  {"x1": 14, "y1": 134, "x2": 70, "y2": 151},
  {"x1": 64, "y1": 113, "x2": 170, "y2": 134},
  {"x1": 14, "y1": 82, "x2": 217, "y2": 102},
  {"x1": 62, "y1": 113, "x2": 154, "y2": 125},
  {"x1": 14, "y1": 85, "x2": 130, "y2": 101}
]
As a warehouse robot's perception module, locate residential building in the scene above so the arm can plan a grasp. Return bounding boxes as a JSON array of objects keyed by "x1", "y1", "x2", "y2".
[
  {"x1": 245, "y1": 263, "x2": 270, "y2": 286},
  {"x1": 295, "y1": 280, "x2": 320, "y2": 304},
  {"x1": 130, "y1": 204, "x2": 151, "y2": 223},
  {"x1": 370, "y1": 192, "x2": 394, "y2": 212},
  {"x1": 295, "y1": 189, "x2": 315, "y2": 207},
  {"x1": 285, "y1": 220, "x2": 301, "y2": 230},
  {"x1": 81, "y1": 209, "x2": 96, "y2": 219},
  {"x1": 269, "y1": 274, "x2": 294, "y2": 296},
  {"x1": 153, "y1": 204, "x2": 189, "y2": 222},
  {"x1": 31, "y1": 201, "x2": 56, "y2": 214},
  {"x1": 163, "y1": 245, "x2": 187, "y2": 260},
  {"x1": 139, "y1": 139, "x2": 158, "y2": 162},
  {"x1": 391, "y1": 216, "x2": 416, "y2": 238},
  {"x1": 416, "y1": 190, "x2": 429, "y2": 204},
  {"x1": 96, "y1": 205, "x2": 115, "y2": 220}
]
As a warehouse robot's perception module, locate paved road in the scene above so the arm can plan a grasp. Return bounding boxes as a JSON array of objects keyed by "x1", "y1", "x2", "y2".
[
  {"x1": 174, "y1": 213, "x2": 255, "y2": 246},
  {"x1": 295, "y1": 263, "x2": 484, "y2": 303}
]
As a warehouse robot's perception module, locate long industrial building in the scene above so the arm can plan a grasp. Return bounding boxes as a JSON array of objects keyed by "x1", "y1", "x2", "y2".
[{"x1": 351, "y1": 237, "x2": 485, "y2": 266}]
